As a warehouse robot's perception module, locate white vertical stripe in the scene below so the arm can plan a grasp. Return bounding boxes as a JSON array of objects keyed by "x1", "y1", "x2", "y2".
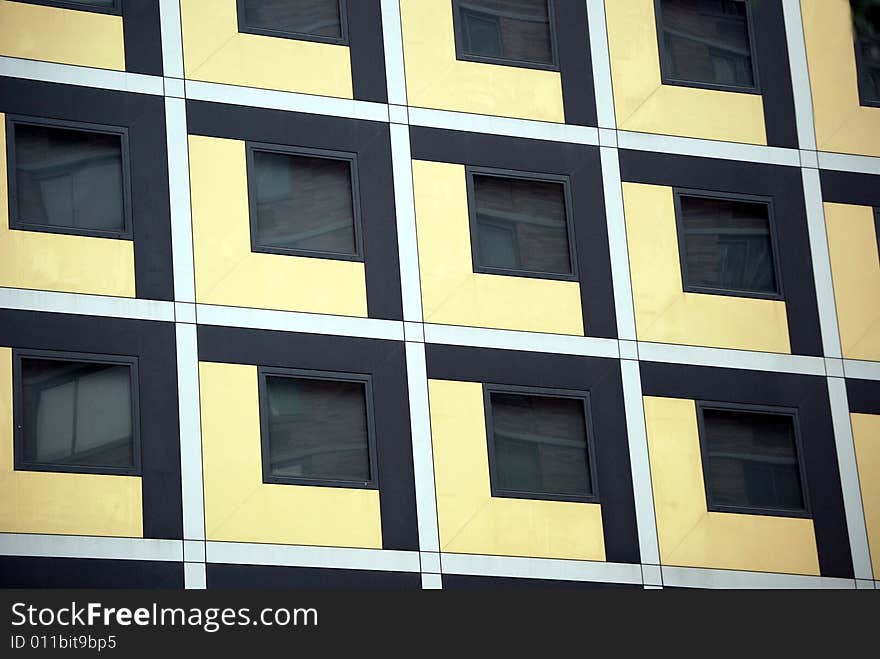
[
  {"x1": 827, "y1": 378, "x2": 874, "y2": 579},
  {"x1": 801, "y1": 168, "x2": 843, "y2": 358},
  {"x1": 600, "y1": 146, "x2": 637, "y2": 340},
  {"x1": 390, "y1": 123, "x2": 424, "y2": 322},
  {"x1": 405, "y1": 342, "x2": 440, "y2": 552},
  {"x1": 165, "y1": 96, "x2": 196, "y2": 303},
  {"x1": 781, "y1": 0, "x2": 817, "y2": 150},
  {"x1": 176, "y1": 323, "x2": 206, "y2": 541},
  {"x1": 158, "y1": 0, "x2": 184, "y2": 79},
  {"x1": 585, "y1": 0, "x2": 616, "y2": 128},
  {"x1": 620, "y1": 360, "x2": 660, "y2": 565},
  {"x1": 380, "y1": 0, "x2": 408, "y2": 105}
]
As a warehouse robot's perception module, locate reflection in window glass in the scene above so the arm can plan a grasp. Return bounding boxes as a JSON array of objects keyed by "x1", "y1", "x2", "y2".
[
  {"x1": 659, "y1": 0, "x2": 756, "y2": 89},
  {"x1": 679, "y1": 194, "x2": 778, "y2": 296},
  {"x1": 490, "y1": 391, "x2": 592, "y2": 498},
  {"x1": 241, "y1": 0, "x2": 342, "y2": 39},
  {"x1": 852, "y1": 0, "x2": 880, "y2": 104},
  {"x1": 265, "y1": 375, "x2": 371, "y2": 484},
  {"x1": 20, "y1": 357, "x2": 134, "y2": 470},
  {"x1": 702, "y1": 408, "x2": 805, "y2": 513},
  {"x1": 473, "y1": 174, "x2": 572, "y2": 277},
  {"x1": 251, "y1": 149, "x2": 356, "y2": 256},
  {"x1": 458, "y1": 0, "x2": 553, "y2": 66},
  {"x1": 13, "y1": 122, "x2": 125, "y2": 234}
]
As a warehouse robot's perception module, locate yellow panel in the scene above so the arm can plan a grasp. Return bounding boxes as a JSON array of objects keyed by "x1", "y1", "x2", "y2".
[
  {"x1": 802, "y1": 0, "x2": 880, "y2": 157},
  {"x1": 644, "y1": 396, "x2": 819, "y2": 574},
  {"x1": 623, "y1": 182, "x2": 791, "y2": 352},
  {"x1": 605, "y1": 0, "x2": 766, "y2": 144},
  {"x1": 188, "y1": 135, "x2": 367, "y2": 316},
  {"x1": 0, "y1": 115, "x2": 135, "y2": 297},
  {"x1": 429, "y1": 379, "x2": 605, "y2": 560},
  {"x1": 0, "y1": 0, "x2": 124, "y2": 70},
  {"x1": 0, "y1": 348, "x2": 142, "y2": 537},
  {"x1": 825, "y1": 203, "x2": 880, "y2": 361},
  {"x1": 199, "y1": 361, "x2": 382, "y2": 547},
  {"x1": 852, "y1": 413, "x2": 880, "y2": 577},
  {"x1": 180, "y1": 0, "x2": 352, "y2": 98},
  {"x1": 412, "y1": 160, "x2": 584, "y2": 334},
  {"x1": 399, "y1": 0, "x2": 564, "y2": 122}
]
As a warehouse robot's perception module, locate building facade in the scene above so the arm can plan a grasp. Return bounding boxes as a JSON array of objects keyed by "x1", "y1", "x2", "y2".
[{"x1": 0, "y1": 0, "x2": 878, "y2": 590}]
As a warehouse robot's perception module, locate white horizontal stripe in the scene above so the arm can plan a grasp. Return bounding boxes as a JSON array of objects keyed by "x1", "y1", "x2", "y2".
[
  {"x1": 818, "y1": 151, "x2": 880, "y2": 176},
  {"x1": 618, "y1": 130, "x2": 800, "y2": 167},
  {"x1": 440, "y1": 553, "x2": 643, "y2": 584},
  {"x1": 0, "y1": 533, "x2": 182, "y2": 562},
  {"x1": 637, "y1": 341, "x2": 826, "y2": 376},
  {"x1": 408, "y1": 107, "x2": 599, "y2": 145},
  {"x1": 0, "y1": 56, "x2": 163, "y2": 95},
  {"x1": 424, "y1": 323, "x2": 619, "y2": 358},
  {"x1": 0, "y1": 287, "x2": 174, "y2": 322},
  {"x1": 185, "y1": 80, "x2": 388, "y2": 122},
  {"x1": 662, "y1": 565, "x2": 855, "y2": 589},
  {"x1": 206, "y1": 541, "x2": 420, "y2": 573},
  {"x1": 196, "y1": 304, "x2": 403, "y2": 341},
  {"x1": 844, "y1": 359, "x2": 880, "y2": 381}
]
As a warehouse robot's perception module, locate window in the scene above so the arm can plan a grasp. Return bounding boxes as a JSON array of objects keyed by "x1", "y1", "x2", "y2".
[
  {"x1": 485, "y1": 386, "x2": 597, "y2": 502},
  {"x1": 698, "y1": 403, "x2": 809, "y2": 517},
  {"x1": 852, "y1": 0, "x2": 880, "y2": 106},
  {"x1": 13, "y1": 351, "x2": 139, "y2": 475},
  {"x1": 259, "y1": 368, "x2": 376, "y2": 488},
  {"x1": 237, "y1": 0, "x2": 347, "y2": 44},
  {"x1": 12, "y1": 0, "x2": 120, "y2": 14},
  {"x1": 453, "y1": 0, "x2": 557, "y2": 69},
  {"x1": 468, "y1": 168, "x2": 576, "y2": 280},
  {"x1": 246, "y1": 143, "x2": 361, "y2": 260},
  {"x1": 7, "y1": 116, "x2": 130, "y2": 239},
  {"x1": 674, "y1": 190, "x2": 781, "y2": 298},
  {"x1": 656, "y1": 0, "x2": 758, "y2": 92}
]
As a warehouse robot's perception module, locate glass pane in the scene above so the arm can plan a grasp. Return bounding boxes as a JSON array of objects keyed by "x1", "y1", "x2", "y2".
[
  {"x1": 265, "y1": 375, "x2": 371, "y2": 483},
  {"x1": 490, "y1": 392, "x2": 592, "y2": 497},
  {"x1": 242, "y1": 0, "x2": 342, "y2": 39},
  {"x1": 20, "y1": 358, "x2": 134, "y2": 470},
  {"x1": 252, "y1": 150, "x2": 356, "y2": 256},
  {"x1": 702, "y1": 408, "x2": 805, "y2": 512},
  {"x1": 458, "y1": 0, "x2": 553, "y2": 65},
  {"x1": 660, "y1": 0, "x2": 755, "y2": 88},
  {"x1": 473, "y1": 174, "x2": 572, "y2": 276},
  {"x1": 680, "y1": 194, "x2": 778, "y2": 295},
  {"x1": 852, "y1": 0, "x2": 880, "y2": 103},
  {"x1": 14, "y1": 123, "x2": 125, "y2": 233}
]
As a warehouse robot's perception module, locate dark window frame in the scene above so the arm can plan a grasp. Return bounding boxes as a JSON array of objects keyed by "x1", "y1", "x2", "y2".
[
  {"x1": 466, "y1": 165, "x2": 578, "y2": 282},
  {"x1": 12, "y1": 348, "x2": 141, "y2": 477},
  {"x1": 696, "y1": 400, "x2": 811, "y2": 519},
  {"x1": 245, "y1": 141, "x2": 364, "y2": 262},
  {"x1": 483, "y1": 383, "x2": 600, "y2": 504},
  {"x1": 236, "y1": 0, "x2": 349, "y2": 46},
  {"x1": 673, "y1": 187, "x2": 784, "y2": 301},
  {"x1": 654, "y1": 0, "x2": 762, "y2": 95},
  {"x1": 852, "y1": 3, "x2": 880, "y2": 108},
  {"x1": 451, "y1": 0, "x2": 560, "y2": 72},
  {"x1": 257, "y1": 366, "x2": 379, "y2": 490},
  {"x1": 6, "y1": 114, "x2": 133, "y2": 241},
  {"x1": 874, "y1": 208, "x2": 880, "y2": 266},
  {"x1": 10, "y1": 0, "x2": 121, "y2": 15}
]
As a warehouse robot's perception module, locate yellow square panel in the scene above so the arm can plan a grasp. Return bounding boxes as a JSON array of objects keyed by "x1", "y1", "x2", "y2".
[
  {"x1": 623, "y1": 182, "x2": 790, "y2": 352},
  {"x1": 199, "y1": 361, "x2": 382, "y2": 548},
  {"x1": 430, "y1": 378, "x2": 605, "y2": 560},
  {"x1": 412, "y1": 160, "x2": 583, "y2": 334},
  {"x1": 605, "y1": 0, "x2": 766, "y2": 144},
  {"x1": 644, "y1": 395, "x2": 819, "y2": 574},
  {"x1": 0, "y1": 348, "x2": 142, "y2": 537}
]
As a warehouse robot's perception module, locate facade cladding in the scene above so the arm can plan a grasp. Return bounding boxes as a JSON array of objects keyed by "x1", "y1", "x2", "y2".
[{"x1": 0, "y1": 0, "x2": 878, "y2": 592}]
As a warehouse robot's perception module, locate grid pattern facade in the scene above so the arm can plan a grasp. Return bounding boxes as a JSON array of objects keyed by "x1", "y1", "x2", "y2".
[{"x1": 0, "y1": 0, "x2": 878, "y2": 590}]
